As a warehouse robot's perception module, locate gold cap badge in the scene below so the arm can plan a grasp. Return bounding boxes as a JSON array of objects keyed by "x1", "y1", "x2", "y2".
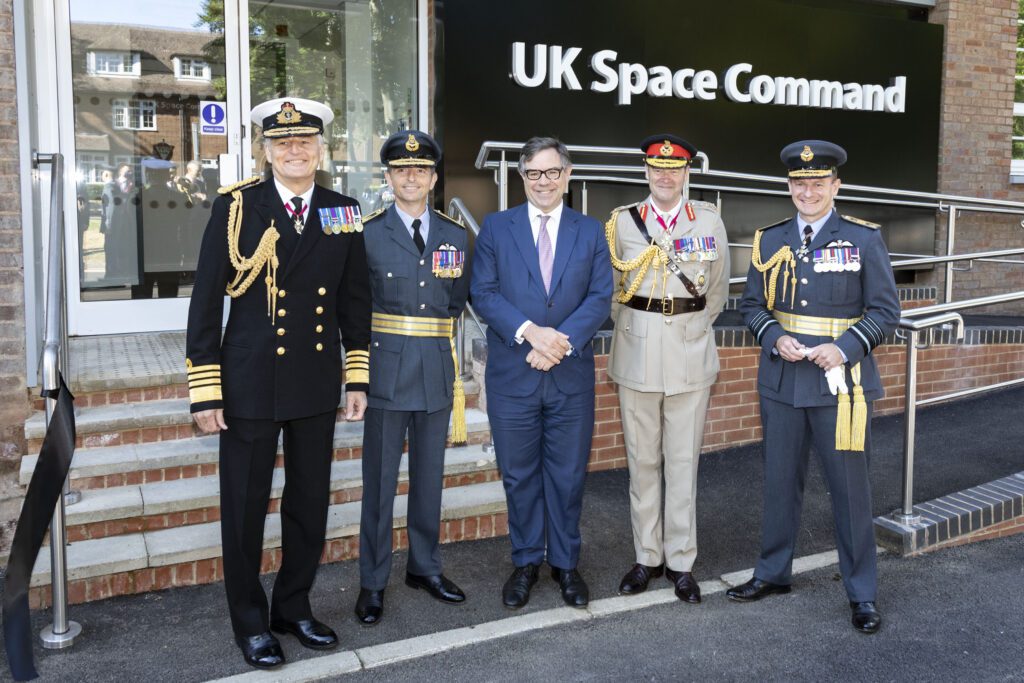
[
  {"x1": 405, "y1": 134, "x2": 420, "y2": 152},
  {"x1": 800, "y1": 145, "x2": 814, "y2": 162},
  {"x1": 659, "y1": 140, "x2": 674, "y2": 157},
  {"x1": 276, "y1": 102, "x2": 302, "y2": 124}
]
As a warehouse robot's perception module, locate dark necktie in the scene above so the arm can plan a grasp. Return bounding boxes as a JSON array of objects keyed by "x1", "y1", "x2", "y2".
[
  {"x1": 289, "y1": 196, "x2": 305, "y2": 234},
  {"x1": 412, "y1": 218, "x2": 425, "y2": 254},
  {"x1": 802, "y1": 224, "x2": 813, "y2": 248}
]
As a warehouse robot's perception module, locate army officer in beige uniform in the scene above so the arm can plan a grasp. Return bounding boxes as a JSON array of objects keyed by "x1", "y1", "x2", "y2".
[{"x1": 606, "y1": 134, "x2": 730, "y2": 603}]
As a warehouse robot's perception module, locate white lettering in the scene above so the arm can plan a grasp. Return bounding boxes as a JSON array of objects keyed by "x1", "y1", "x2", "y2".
[
  {"x1": 843, "y1": 82, "x2": 863, "y2": 110},
  {"x1": 884, "y1": 76, "x2": 907, "y2": 113},
  {"x1": 693, "y1": 70, "x2": 718, "y2": 101},
  {"x1": 723, "y1": 62, "x2": 752, "y2": 103},
  {"x1": 749, "y1": 74, "x2": 775, "y2": 104},
  {"x1": 618, "y1": 62, "x2": 648, "y2": 106},
  {"x1": 672, "y1": 68, "x2": 696, "y2": 99},
  {"x1": 647, "y1": 66, "x2": 673, "y2": 97},
  {"x1": 862, "y1": 83, "x2": 885, "y2": 111},
  {"x1": 775, "y1": 77, "x2": 810, "y2": 106},
  {"x1": 511, "y1": 42, "x2": 546, "y2": 88},
  {"x1": 548, "y1": 45, "x2": 582, "y2": 90},
  {"x1": 589, "y1": 49, "x2": 618, "y2": 94},
  {"x1": 810, "y1": 80, "x2": 844, "y2": 109}
]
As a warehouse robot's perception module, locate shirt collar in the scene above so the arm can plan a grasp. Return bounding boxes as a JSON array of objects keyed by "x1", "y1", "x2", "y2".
[
  {"x1": 274, "y1": 179, "x2": 315, "y2": 210},
  {"x1": 528, "y1": 201, "x2": 564, "y2": 225},
  {"x1": 649, "y1": 197, "x2": 683, "y2": 221},
  {"x1": 801, "y1": 209, "x2": 834, "y2": 239},
  {"x1": 394, "y1": 203, "x2": 430, "y2": 230}
]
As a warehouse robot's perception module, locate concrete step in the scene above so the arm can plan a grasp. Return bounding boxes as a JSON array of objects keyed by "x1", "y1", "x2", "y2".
[
  {"x1": 21, "y1": 408, "x2": 493, "y2": 488},
  {"x1": 28, "y1": 479, "x2": 509, "y2": 606},
  {"x1": 58, "y1": 442, "x2": 499, "y2": 541}
]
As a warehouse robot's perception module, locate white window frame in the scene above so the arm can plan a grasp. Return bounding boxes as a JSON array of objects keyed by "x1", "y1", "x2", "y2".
[
  {"x1": 86, "y1": 50, "x2": 140, "y2": 77},
  {"x1": 112, "y1": 99, "x2": 157, "y2": 131},
  {"x1": 173, "y1": 56, "x2": 212, "y2": 82},
  {"x1": 76, "y1": 152, "x2": 109, "y2": 183}
]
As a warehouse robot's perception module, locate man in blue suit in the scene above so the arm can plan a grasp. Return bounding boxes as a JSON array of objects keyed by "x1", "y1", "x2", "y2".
[
  {"x1": 731, "y1": 140, "x2": 900, "y2": 633},
  {"x1": 471, "y1": 137, "x2": 613, "y2": 609}
]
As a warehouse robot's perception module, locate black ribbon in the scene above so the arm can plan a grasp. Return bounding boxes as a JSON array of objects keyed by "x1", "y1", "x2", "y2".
[
  {"x1": 3, "y1": 375, "x2": 76, "y2": 681},
  {"x1": 628, "y1": 205, "x2": 701, "y2": 299}
]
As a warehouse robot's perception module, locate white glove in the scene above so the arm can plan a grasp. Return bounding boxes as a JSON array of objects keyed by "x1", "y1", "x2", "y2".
[{"x1": 825, "y1": 365, "x2": 849, "y2": 396}]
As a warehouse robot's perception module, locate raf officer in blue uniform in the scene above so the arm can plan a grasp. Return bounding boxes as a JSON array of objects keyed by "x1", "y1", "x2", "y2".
[
  {"x1": 731, "y1": 141, "x2": 900, "y2": 633},
  {"x1": 355, "y1": 131, "x2": 471, "y2": 625},
  {"x1": 187, "y1": 98, "x2": 371, "y2": 668}
]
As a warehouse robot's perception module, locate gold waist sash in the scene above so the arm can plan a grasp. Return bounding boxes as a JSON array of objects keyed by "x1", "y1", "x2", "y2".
[
  {"x1": 369, "y1": 312, "x2": 466, "y2": 445},
  {"x1": 774, "y1": 310, "x2": 862, "y2": 339},
  {"x1": 371, "y1": 312, "x2": 454, "y2": 337}
]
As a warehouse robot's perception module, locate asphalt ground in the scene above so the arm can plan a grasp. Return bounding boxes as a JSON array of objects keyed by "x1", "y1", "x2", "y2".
[{"x1": 4, "y1": 385, "x2": 1024, "y2": 682}]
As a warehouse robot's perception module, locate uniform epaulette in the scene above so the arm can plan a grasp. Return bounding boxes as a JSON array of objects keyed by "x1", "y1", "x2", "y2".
[
  {"x1": 756, "y1": 217, "x2": 791, "y2": 233},
  {"x1": 432, "y1": 208, "x2": 465, "y2": 228},
  {"x1": 217, "y1": 175, "x2": 262, "y2": 195},
  {"x1": 689, "y1": 200, "x2": 719, "y2": 213},
  {"x1": 611, "y1": 201, "x2": 640, "y2": 214},
  {"x1": 842, "y1": 215, "x2": 881, "y2": 229},
  {"x1": 363, "y1": 207, "x2": 386, "y2": 223}
]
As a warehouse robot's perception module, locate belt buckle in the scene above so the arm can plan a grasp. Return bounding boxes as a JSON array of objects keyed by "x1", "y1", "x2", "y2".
[{"x1": 661, "y1": 297, "x2": 674, "y2": 316}]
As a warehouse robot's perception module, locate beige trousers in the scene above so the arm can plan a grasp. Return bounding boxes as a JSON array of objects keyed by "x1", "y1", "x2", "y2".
[{"x1": 618, "y1": 385, "x2": 711, "y2": 572}]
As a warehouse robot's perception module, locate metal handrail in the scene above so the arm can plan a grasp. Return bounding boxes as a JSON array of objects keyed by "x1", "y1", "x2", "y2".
[{"x1": 32, "y1": 152, "x2": 81, "y2": 648}]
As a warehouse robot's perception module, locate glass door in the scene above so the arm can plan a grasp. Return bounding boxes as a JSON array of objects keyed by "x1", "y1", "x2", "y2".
[
  {"x1": 60, "y1": 0, "x2": 245, "y2": 335},
  {"x1": 57, "y1": 0, "x2": 422, "y2": 335}
]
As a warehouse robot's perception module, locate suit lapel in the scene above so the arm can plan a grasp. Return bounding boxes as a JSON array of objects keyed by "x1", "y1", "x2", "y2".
[
  {"x1": 510, "y1": 204, "x2": 546, "y2": 297},
  {"x1": 384, "y1": 205, "x2": 421, "y2": 257},
  {"x1": 283, "y1": 184, "x2": 325, "y2": 280},
  {"x1": 549, "y1": 208, "x2": 579, "y2": 296}
]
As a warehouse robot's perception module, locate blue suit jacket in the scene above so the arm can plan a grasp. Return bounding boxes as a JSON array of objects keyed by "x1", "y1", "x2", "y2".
[{"x1": 470, "y1": 203, "x2": 613, "y2": 398}]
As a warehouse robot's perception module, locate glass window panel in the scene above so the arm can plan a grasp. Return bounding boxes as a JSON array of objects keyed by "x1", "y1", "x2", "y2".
[
  {"x1": 1013, "y1": 140, "x2": 1024, "y2": 160},
  {"x1": 70, "y1": 1, "x2": 227, "y2": 301},
  {"x1": 247, "y1": 0, "x2": 418, "y2": 212}
]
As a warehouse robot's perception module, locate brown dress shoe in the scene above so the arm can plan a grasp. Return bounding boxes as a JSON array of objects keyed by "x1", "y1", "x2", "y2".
[
  {"x1": 618, "y1": 563, "x2": 664, "y2": 595},
  {"x1": 665, "y1": 568, "x2": 701, "y2": 603}
]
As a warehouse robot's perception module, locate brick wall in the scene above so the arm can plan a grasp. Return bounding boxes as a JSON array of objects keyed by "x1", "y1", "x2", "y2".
[
  {"x1": 924, "y1": 0, "x2": 1024, "y2": 313},
  {"x1": 0, "y1": 0, "x2": 28, "y2": 557}
]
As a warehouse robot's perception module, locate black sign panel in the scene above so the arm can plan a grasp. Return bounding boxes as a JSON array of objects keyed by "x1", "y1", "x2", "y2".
[{"x1": 437, "y1": 0, "x2": 943, "y2": 219}]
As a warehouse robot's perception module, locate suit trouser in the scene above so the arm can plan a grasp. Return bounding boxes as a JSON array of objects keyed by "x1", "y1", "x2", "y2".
[
  {"x1": 755, "y1": 396, "x2": 877, "y2": 602},
  {"x1": 219, "y1": 410, "x2": 336, "y2": 638},
  {"x1": 487, "y1": 375, "x2": 594, "y2": 570},
  {"x1": 618, "y1": 385, "x2": 711, "y2": 572},
  {"x1": 359, "y1": 406, "x2": 450, "y2": 590}
]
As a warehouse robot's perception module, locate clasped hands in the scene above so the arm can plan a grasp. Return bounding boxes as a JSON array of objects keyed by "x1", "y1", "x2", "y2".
[
  {"x1": 523, "y1": 324, "x2": 571, "y2": 372},
  {"x1": 775, "y1": 335, "x2": 848, "y2": 395}
]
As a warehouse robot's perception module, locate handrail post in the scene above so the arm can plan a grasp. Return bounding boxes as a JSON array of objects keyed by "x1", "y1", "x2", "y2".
[
  {"x1": 894, "y1": 328, "x2": 921, "y2": 525},
  {"x1": 455, "y1": 314, "x2": 466, "y2": 378},
  {"x1": 581, "y1": 181, "x2": 588, "y2": 215},
  {"x1": 34, "y1": 152, "x2": 82, "y2": 648},
  {"x1": 944, "y1": 206, "x2": 957, "y2": 305},
  {"x1": 498, "y1": 151, "x2": 508, "y2": 211}
]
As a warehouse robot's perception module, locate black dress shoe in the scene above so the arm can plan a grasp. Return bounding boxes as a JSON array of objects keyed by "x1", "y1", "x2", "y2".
[
  {"x1": 502, "y1": 563, "x2": 539, "y2": 609},
  {"x1": 235, "y1": 632, "x2": 285, "y2": 670},
  {"x1": 551, "y1": 567, "x2": 589, "y2": 608},
  {"x1": 665, "y1": 568, "x2": 701, "y2": 604},
  {"x1": 726, "y1": 577, "x2": 791, "y2": 602},
  {"x1": 618, "y1": 563, "x2": 664, "y2": 595},
  {"x1": 405, "y1": 572, "x2": 466, "y2": 603},
  {"x1": 850, "y1": 601, "x2": 881, "y2": 633},
  {"x1": 355, "y1": 588, "x2": 384, "y2": 626},
  {"x1": 270, "y1": 616, "x2": 338, "y2": 650}
]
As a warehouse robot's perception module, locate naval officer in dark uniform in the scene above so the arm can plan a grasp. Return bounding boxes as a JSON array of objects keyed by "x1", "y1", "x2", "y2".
[
  {"x1": 731, "y1": 141, "x2": 900, "y2": 633},
  {"x1": 355, "y1": 131, "x2": 471, "y2": 625},
  {"x1": 187, "y1": 97, "x2": 371, "y2": 668}
]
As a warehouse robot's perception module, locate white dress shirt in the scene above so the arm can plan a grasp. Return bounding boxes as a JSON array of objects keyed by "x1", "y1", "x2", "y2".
[
  {"x1": 274, "y1": 179, "x2": 315, "y2": 229},
  {"x1": 515, "y1": 201, "x2": 567, "y2": 345}
]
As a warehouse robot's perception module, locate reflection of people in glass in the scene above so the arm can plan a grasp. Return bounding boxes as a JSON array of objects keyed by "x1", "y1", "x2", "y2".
[
  {"x1": 98, "y1": 168, "x2": 113, "y2": 235},
  {"x1": 177, "y1": 160, "x2": 212, "y2": 281},
  {"x1": 133, "y1": 162, "x2": 184, "y2": 298},
  {"x1": 176, "y1": 160, "x2": 208, "y2": 207},
  {"x1": 102, "y1": 163, "x2": 141, "y2": 287}
]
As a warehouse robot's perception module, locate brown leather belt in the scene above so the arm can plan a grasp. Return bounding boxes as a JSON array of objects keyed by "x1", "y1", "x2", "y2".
[{"x1": 624, "y1": 295, "x2": 706, "y2": 316}]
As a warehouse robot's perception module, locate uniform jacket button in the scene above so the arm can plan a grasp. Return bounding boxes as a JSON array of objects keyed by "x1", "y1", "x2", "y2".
[
  {"x1": 318, "y1": 287, "x2": 327, "y2": 295},
  {"x1": 277, "y1": 309, "x2": 286, "y2": 317},
  {"x1": 800, "y1": 278, "x2": 808, "y2": 285},
  {"x1": 419, "y1": 303, "x2": 426, "y2": 310},
  {"x1": 276, "y1": 328, "x2": 286, "y2": 336},
  {"x1": 315, "y1": 343, "x2": 324, "y2": 351},
  {"x1": 276, "y1": 347, "x2": 286, "y2": 356},
  {"x1": 373, "y1": 341, "x2": 379, "y2": 347},
  {"x1": 419, "y1": 281, "x2": 426, "y2": 287},
  {"x1": 800, "y1": 300, "x2": 808, "y2": 307},
  {"x1": 278, "y1": 289, "x2": 287, "y2": 298},
  {"x1": 387, "y1": 272, "x2": 393, "y2": 278},
  {"x1": 419, "y1": 259, "x2": 425, "y2": 266},
  {"x1": 316, "y1": 306, "x2": 324, "y2": 314}
]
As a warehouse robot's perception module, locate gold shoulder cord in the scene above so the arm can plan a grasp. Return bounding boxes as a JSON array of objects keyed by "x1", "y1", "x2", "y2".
[
  {"x1": 223, "y1": 189, "x2": 281, "y2": 324},
  {"x1": 750, "y1": 229, "x2": 797, "y2": 311},
  {"x1": 604, "y1": 208, "x2": 670, "y2": 304}
]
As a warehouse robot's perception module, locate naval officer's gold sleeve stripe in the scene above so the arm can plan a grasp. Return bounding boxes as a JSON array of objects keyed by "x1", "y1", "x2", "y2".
[
  {"x1": 188, "y1": 371, "x2": 221, "y2": 382},
  {"x1": 187, "y1": 364, "x2": 221, "y2": 374},
  {"x1": 189, "y1": 385, "x2": 223, "y2": 404},
  {"x1": 189, "y1": 379, "x2": 222, "y2": 388},
  {"x1": 345, "y1": 369, "x2": 369, "y2": 384}
]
